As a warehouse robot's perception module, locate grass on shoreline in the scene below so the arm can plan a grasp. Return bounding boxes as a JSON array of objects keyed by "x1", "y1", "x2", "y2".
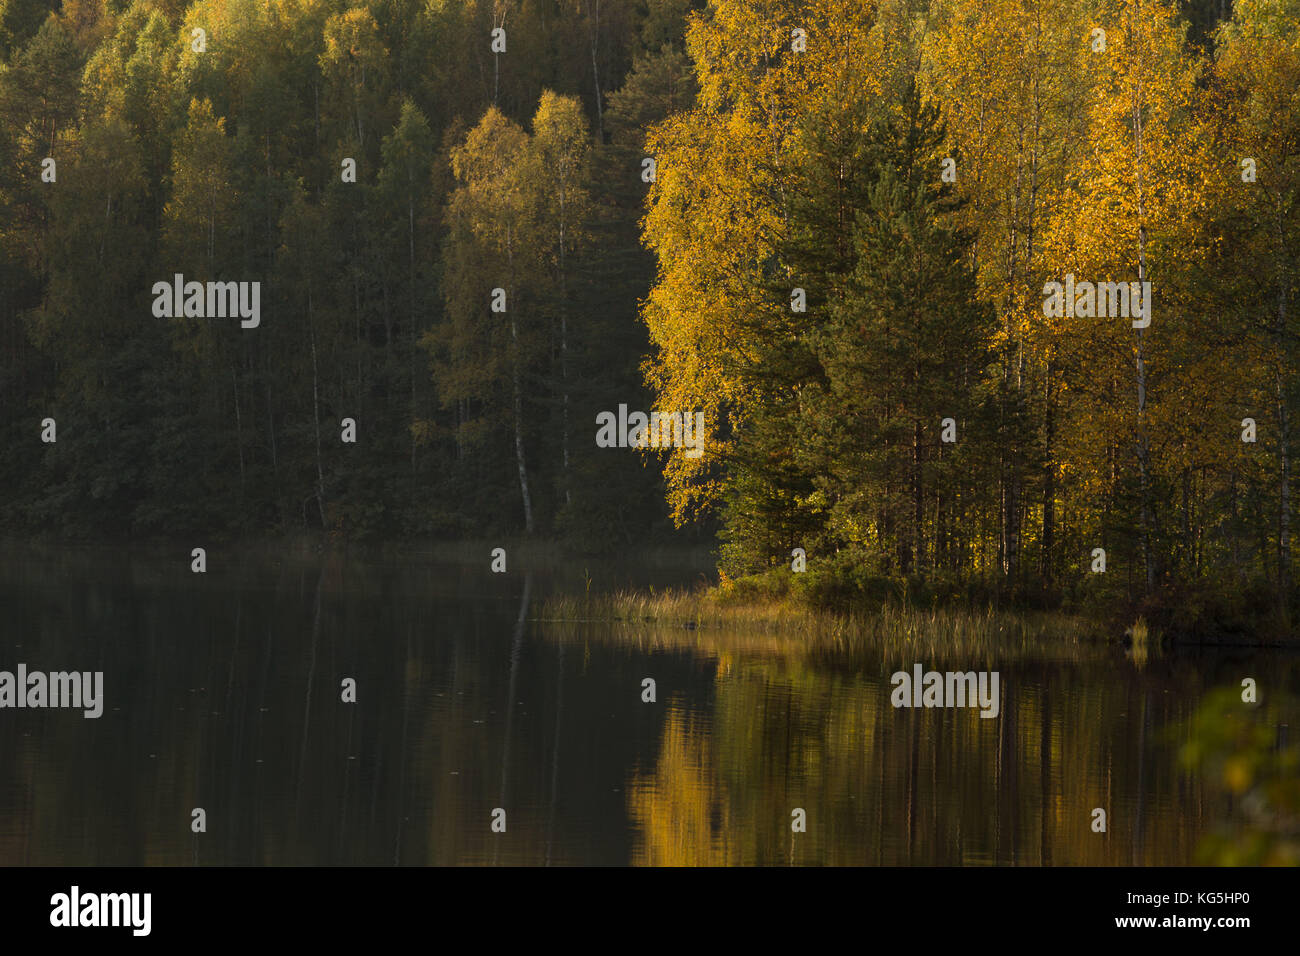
[{"x1": 538, "y1": 583, "x2": 1105, "y2": 666}]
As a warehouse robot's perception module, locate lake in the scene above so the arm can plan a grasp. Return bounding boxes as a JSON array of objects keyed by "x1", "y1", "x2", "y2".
[{"x1": 0, "y1": 543, "x2": 1290, "y2": 865}]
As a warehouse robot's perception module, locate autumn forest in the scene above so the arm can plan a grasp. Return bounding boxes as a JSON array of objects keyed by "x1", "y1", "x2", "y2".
[{"x1": 1, "y1": 0, "x2": 1298, "y2": 633}]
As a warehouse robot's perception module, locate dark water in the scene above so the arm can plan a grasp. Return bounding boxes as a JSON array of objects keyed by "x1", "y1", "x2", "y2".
[{"x1": 0, "y1": 544, "x2": 1292, "y2": 865}]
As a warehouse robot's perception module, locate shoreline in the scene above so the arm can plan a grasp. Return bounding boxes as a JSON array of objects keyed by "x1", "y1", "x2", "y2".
[{"x1": 2, "y1": 535, "x2": 1294, "y2": 647}]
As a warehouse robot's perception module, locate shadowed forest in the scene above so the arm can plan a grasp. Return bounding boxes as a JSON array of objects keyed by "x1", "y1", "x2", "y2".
[{"x1": 2, "y1": 0, "x2": 1299, "y2": 632}]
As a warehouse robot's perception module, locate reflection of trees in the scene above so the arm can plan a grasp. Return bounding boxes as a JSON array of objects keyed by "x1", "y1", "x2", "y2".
[
  {"x1": 628, "y1": 706, "x2": 735, "y2": 865},
  {"x1": 626, "y1": 656, "x2": 1267, "y2": 865},
  {"x1": 494, "y1": 572, "x2": 533, "y2": 865},
  {"x1": 7, "y1": 548, "x2": 1299, "y2": 866}
]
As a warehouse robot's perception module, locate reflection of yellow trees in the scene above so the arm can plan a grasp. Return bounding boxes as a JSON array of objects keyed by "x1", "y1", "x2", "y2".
[
  {"x1": 625, "y1": 652, "x2": 1257, "y2": 865},
  {"x1": 628, "y1": 706, "x2": 736, "y2": 866}
]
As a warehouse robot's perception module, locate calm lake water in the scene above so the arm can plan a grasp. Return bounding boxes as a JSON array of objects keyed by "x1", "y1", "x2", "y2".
[{"x1": 0, "y1": 543, "x2": 1291, "y2": 865}]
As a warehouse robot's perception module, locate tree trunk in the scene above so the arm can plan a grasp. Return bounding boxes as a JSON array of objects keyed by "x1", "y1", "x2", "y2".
[
  {"x1": 511, "y1": 325, "x2": 534, "y2": 534},
  {"x1": 1041, "y1": 368, "x2": 1056, "y2": 581},
  {"x1": 1275, "y1": 210, "x2": 1292, "y2": 597},
  {"x1": 409, "y1": 181, "x2": 418, "y2": 474},
  {"x1": 1131, "y1": 2, "x2": 1156, "y2": 593},
  {"x1": 506, "y1": 231, "x2": 534, "y2": 534},
  {"x1": 588, "y1": 0, "x2": 604, "y2": 141},
  {"x1": 913, "y1": 419, "x2": 924, "y2": 576},
  {"x1": 558, "y1": 182, "x2": 571, "y2": 507},
  {"x1": 308, "y1": 285, "x2": 326, "y2": 525}
]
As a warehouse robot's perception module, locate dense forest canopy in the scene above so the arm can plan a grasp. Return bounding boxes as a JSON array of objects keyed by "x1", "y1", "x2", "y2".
[
  {"x1": 1, "y1": 0, "x2": 1297, "y2": 628},
  {"x1": 0, "y1": 0, "x2": 709, "y2": 547},
  {"x1": 638, "y1": 0, "x2": 1300, "y2": 629}
]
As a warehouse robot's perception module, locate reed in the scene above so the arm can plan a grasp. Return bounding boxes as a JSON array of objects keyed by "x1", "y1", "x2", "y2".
[{"x1": 537, "y1": 587, "x2": 1101, "y2": 667}]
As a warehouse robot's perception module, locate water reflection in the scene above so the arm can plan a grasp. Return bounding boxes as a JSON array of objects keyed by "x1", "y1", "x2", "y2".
[
  {"x1": 0, "y1": 545, "x2": 1293, "y2": 865},
  {"x1": 626, "y1": 661, "x2": 1218, "y2": 865}
]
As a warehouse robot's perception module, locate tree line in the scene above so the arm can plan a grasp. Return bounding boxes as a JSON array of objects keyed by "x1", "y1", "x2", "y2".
[
  {"x1": 0, "y1": 0, "x2": 704, "y2": 547},
  {"x1": 2, "y1": 0, "x2": 1293, "y2": 629},
  {"x1": 639, "y1": 0, "x2": 1299, "y2": 628}
]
